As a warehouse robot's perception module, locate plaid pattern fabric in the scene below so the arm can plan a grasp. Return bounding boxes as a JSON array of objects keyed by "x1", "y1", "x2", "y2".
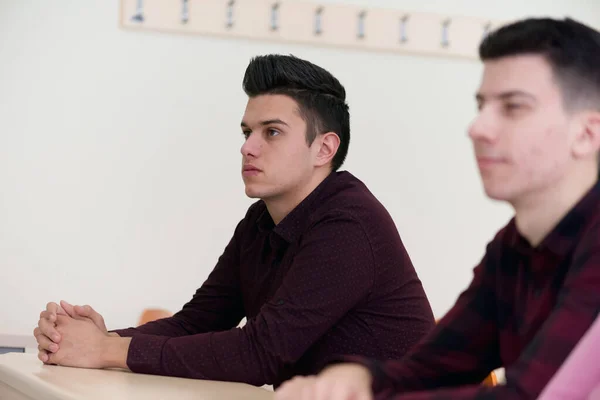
[{"x1": 341, "y1": 180, "x2": 600, "y2": 399}]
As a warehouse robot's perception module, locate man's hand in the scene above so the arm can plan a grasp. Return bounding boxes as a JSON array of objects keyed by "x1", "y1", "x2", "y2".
[
  {"x1": 47, "y1": 315, "x2": 131, "y2": 369},
  {"x1": 34, "y1": 302, "x2": 68, "y2": 363},
  {"x1": 33, "y1": 301, "x2": 110, "y2": 364},
  {"x1": 44, "y1": 315, "x2": 110, "y2": 368},
  {"x1": 275, "y1": 364, "x2": 373, "y2": 400}
]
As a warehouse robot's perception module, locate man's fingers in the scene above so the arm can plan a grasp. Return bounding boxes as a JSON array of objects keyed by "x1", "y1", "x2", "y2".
[
  {"x1": 36, "y1": 334, "x2": 59, "y2": 352},
  {"x1": 46, "y1": 352, "x2": 59, "y2": 366},
  {"x1": 46, "y1": 302, "x2": 67, "y2": 316},
  {"x1": 41, "y1": 302, "x2": 67, "y2": 323},
  {"x1": 38, "y1": 317, "x2": 61, "y2": 343},
  {"x1": 46, "y1": 302, "x2": 60, "y2": 314},
  {"x1": 36, "y1": 335, "x2": 59, "y2": 352},
  {"x1": 74, "y1": 304, "x2": 94, "y2": 318},
  {"x1": 40, "y1": 310, "x2": 53, "y2": 321},
  {"x1": 74, "y1": 304, "x2": 106, "y2": 331},
  {"x1": 38, "y1": 349, "x2": 49, "y2": 363},
  {"x1": 40, "y1": 310, "x2": 58, "y2": 323},
  {"x1": 60, "y1": 300, "x2": 77, "y2": 319}
]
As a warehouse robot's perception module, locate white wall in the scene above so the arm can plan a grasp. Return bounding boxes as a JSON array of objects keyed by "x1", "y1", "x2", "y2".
[{"x1": 1, "y1": 1, "x2": 599, "y2": 337}]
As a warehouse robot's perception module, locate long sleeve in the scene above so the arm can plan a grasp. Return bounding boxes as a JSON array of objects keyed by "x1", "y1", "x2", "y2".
[
  {"x1": 112, "y1": 218, "x2": 246, "y2": 338},
  {"x1": 348, "y1": 230, "x2": 600, "y2": 400},
  {"x1": 123, "y1": 212, "x2": 375, "y2": 386}
]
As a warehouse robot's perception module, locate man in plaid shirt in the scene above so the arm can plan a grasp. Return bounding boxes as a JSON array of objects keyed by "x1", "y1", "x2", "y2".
[{"x1": 275, "y1": 17, "x2": 600, "y2": 400}]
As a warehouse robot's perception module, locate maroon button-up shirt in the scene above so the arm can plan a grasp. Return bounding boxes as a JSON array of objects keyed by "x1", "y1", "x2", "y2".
[
  {"x1": 113, "y1": 171, "x2": 435, "y2": 387},
  {"x1": 341, "y1": 179, "x2": 600, "y2": 399}
]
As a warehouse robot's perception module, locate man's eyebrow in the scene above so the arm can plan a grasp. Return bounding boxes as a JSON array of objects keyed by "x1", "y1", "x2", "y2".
[
  {"x1": 241, "y1": 119, "x2": 290, "y2": 128},
  {"x1": 476, "y1": 90, "x2": 537, "y2": 103}
]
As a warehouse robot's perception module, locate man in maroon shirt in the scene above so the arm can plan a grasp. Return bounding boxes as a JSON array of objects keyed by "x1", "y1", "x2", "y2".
[
  {"x1": 274, "y1": 17, "x2": 600, "y2": 400},
  {"x1": 33, "y1": 54, "x2": 435, "y2": 387}
]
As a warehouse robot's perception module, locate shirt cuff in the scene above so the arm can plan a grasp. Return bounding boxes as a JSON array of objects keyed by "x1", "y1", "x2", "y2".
[
  {"x1": 109, "y1": 328, "x2": 139, "y2": 337},
  {"x1": 124, "y1": 333, "x2": 170, "y2": 375}
]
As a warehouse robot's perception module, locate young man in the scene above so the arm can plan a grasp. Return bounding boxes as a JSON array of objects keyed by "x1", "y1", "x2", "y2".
[
  {"x1": 275, "y1": 17, "x2": 600, "y2": 400},
  {"x1": 33, "y1": 55, "x2": 435, "y2": 387}
]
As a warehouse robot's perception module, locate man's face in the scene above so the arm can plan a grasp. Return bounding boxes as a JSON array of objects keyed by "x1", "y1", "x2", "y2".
[
  {"x1": 468, "y1": 54, "x2": 579, "y2": 205},
  {"x1": 240, "y1": 94, "x2": 319, "y2": 201}
]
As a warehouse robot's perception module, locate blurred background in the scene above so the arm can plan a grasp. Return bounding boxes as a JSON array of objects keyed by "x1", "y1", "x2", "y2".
[{"x1": 1, "y1": 0, "x2": 599, "y2": 342}]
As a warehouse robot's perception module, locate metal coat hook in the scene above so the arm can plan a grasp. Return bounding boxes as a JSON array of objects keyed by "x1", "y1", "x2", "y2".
[
  {"x1": 270, "y1": 2, "x2": 280, "y2": 31},
  {"x1": 399, "y1": 14, "x2": 409, "y2": 43},
  {"x1": 314, "y1": 7, "x2": 324, "y2": 36},
  {"x1": 357, "y1": 10, "x2": 367, "y2": 39},
  {"x1": 226, "y1": 0, "x2": 235, "y2": 28},
  {"x1": 181, "y1": 0, "x2": 189, "y2": 24},
  {"x1": 131, "y1": 0, "x2": 144, "y2": 22},
  {"x1": 441, "y1": 18, "x2": 451, "y2": 47}
]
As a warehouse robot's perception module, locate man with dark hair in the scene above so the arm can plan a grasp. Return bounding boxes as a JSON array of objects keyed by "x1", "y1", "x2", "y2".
[
  {"x1": 33, "y1": 54, "x2": 435, "y2": 387},
  {"x1": 275, "y1": 17, "x2": 600, "y2": 400},
  {"x1": 242, "y1": 55, "x2": 350, "y2": 171}
]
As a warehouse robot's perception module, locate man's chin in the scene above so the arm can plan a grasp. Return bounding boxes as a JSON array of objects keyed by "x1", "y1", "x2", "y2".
[
  {"x1": 482, "y1": 184, "x2": 511, "y2": 203},
  {"x1": 244, "y1": 187, "x2": 262, "y2": 199}
]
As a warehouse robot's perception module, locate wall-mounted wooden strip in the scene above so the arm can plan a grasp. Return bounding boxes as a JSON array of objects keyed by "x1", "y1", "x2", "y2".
[{"x1": 119, "y1": 0, "x2": 508, "y2": 60}]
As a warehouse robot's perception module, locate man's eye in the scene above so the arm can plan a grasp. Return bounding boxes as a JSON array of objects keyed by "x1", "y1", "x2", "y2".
[{"x1": 505, "y1": 103, "x2": 523, "y2": 111}]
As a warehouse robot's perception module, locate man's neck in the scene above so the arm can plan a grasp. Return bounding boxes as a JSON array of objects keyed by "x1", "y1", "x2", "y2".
[
  {"x1": 266, "y1": 170, "x2": 332, "y2": 225},
  {"x1": 514, "y1": 167, "x2": 597, "y2": 247}
]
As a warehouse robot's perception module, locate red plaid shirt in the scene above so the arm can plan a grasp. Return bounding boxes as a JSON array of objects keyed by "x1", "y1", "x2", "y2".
[{"x1": 343, "y1": 180, "x2": 600, "y2": 399}]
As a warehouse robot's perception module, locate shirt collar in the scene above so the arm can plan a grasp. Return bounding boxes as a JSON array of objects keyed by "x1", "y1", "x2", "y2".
[
  {"x1": 509, "y1": 179, "x2": 600, "y2": 257},
  {"x1": 256, "y1": 172, "x2": 338, "y2": 243}
]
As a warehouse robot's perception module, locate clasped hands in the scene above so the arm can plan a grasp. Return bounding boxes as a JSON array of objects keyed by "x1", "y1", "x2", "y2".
[{"x1": 33, "y1": 300, "x2": 130, "y2": 370}]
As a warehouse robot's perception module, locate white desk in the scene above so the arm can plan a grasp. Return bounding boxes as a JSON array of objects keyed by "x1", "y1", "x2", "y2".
[{"x1": 0, "y1": 353, "x2": 274, "y2": 400}]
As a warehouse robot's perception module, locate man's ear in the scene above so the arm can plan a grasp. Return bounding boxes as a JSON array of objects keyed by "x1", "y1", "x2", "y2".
[
  {"x1": 314, "y1": 132, "x2": 340, "y2": 167},
  {"x1": 572, "y1": 111, "x2": 600, "y2": 161}
]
